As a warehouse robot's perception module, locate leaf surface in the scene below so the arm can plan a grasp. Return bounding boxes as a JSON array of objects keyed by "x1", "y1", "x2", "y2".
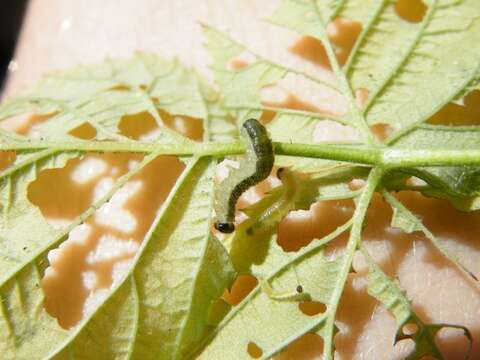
[{"x1": 1, "y1": 0, "x2": 480, "y2": 358}]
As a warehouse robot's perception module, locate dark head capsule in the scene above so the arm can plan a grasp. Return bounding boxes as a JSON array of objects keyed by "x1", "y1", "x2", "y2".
[{"x1": 214, "y1": 222, "x2": 235, "y2": 234}]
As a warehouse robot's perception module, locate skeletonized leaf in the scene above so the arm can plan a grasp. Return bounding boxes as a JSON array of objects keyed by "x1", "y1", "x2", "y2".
[
  {"x1": 364, "y1": 248, "x2": 472, "y2": 360},
  {"x1": 0, "y1": 54, "x2": 207, "y2": 143}
]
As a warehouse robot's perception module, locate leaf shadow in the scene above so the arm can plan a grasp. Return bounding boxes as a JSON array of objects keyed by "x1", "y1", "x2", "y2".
[{"x1": 229, "y1": 228, "x2": 274, "y2": 274}]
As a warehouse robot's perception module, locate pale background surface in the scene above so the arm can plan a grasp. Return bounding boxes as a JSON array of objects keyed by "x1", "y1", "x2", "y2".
[{"x1": 3, "y1": 0, "x2": 480, "y2": 359}]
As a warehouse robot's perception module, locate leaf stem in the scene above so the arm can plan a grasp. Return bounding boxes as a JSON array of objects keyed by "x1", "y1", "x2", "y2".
[
  {"x1": 322, "y1": 166, "x2": 384, "y2": 358},
  {"x1": 310, "y1": 0, "x2": 376, "y2": 145},
  {"x1": 4, "y1": 140, "x2": 480, "y2": 169}
]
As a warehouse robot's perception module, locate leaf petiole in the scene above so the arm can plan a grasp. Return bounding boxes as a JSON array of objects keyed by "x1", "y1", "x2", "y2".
[{"x1": 4, "y1": 139, "x2": 480, "y2": 169}]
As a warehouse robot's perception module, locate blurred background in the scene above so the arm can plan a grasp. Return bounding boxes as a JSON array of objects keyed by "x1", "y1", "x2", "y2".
[{"x1": 0, "y1": 0, "x2": 28, "y2": 91}]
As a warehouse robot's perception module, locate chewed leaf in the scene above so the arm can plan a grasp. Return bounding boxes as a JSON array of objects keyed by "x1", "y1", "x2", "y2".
[
  {"x1": 0, "y1": 0, "x2": 479, "y2": 357},
  {"x1": 271, "y1": 0, "x2": 480, "y2": 138},
  {"x1": 0, "y1": 157, "x2": 235, "y2": 359},
  {"x1": 350, "y1": 0, "x2": 480, "y2": 136},
  {"x1": 396, "y1": 322, "x2": 472, "y2": 360},
  {"x1": 0, "y1": 150, "x2": 80, "y2": 285},
  {"x1": 203, "y1": 25, "x2": 286, "y2": 112},
  {"x1": 363, "y1": 247, "x2": 472, "y2": 360},
  {"x1": 270, "y1": 0, "x2": 371, "y2": 40},
  {"x1": 202, "y1": 24, "x2": 348, "y2": 134},
  {"x1": 364, "y1": 248, "x2": 411, "y2": 325},
  {"x1": 0, "y1": 54, "x2": 207, "y2": 142},
  {"x1": 384, "y1": 191, "x2": 478, "y2": 281},
  {"x1": 389, "y1": 198, "x2": 422, "y2": 234},
  {"x1": 0, "y1": 151, "x2": 161, "y2": 358},
  {"x1": 193, "y1": 222, "x2": 351, "y2": 360}
]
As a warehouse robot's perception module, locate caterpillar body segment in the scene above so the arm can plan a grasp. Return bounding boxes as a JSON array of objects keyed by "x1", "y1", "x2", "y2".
[{"x1": 214, "y1": 118, "x2": 274, "y2": 233}]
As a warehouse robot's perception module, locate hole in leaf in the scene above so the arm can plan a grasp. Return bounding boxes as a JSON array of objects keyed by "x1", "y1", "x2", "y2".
[
  {"x1": 16, "y1": 112, "x2": 57, "y2": 136},
  {"x1": 259, "y1": 110, "x2": 276, "y2": 125},
  {"x1": 275, "y1": 333, "x2": 324, "y2": 359},
  {"x1": 227, "y1": 50, "x2": 256, "y2": 71},
  {"x1": 68, "y1": 122, "x2": 97, "y2": 140},
  {"x1": 428, "y1": 90, "x2": 480, "y2": 126},
  {"x1": 406, "y1": 176, "x2": 428, "y2": 187},
  {"x1": 0, "y1": 151, "x2": 16, "y2": 171},
  {"x1": 118, "y1": 111, "x2": 160, "y2": 140},
  {"x1": 394, "y1": 0, "x2": 427, "y2": 23},
  {"x1": 223, "y1": 274, "x2": 258, "y2": 306},
  {"x1": 348, "y1": 178, "x2": 366, "y2": 191},
  {"x1": 277, "y1": 200, "x2": 353, "y2": 252},
  {"x1": 355, "y1": 87, "x2": 369, "y2": 107},
  {"x1": 289, "y1": 18, "x2": 362, "y2": 68},
  {"x1": 402, "y1": 322, "x2": 418, "y2": 336},
  {"x1": 247, "y1": 341, "x2": 263, "y2": 358},
  {"x1": 392, "y1": 338, "x2": 416, "y2": 357},
  {"x1": 370, "y1": 123, "x2": 393, "y2": 142},
  {"x1": 229, "y1": 58, "x2": 249, "y2": 70},
  {"x1": 42, "y1": 155, "x2": 184, "y2": 328},
  {"x1": 434, "y1": 327, "x2": 471, "y2": 359},
  {"x1": 299, "y1": 301, "x2": 326, "y2": 316},
  {"x1": 28, "y1": 154, "x2": 145, "y2": 222},
  {"x1": 29, "y1": 156, "x2": 108, "y2": 221},
  {"x1": 262, "y1": 87, "x2": 321, "y2": 113},
  {"x1": 117, "y1": 156, "x2": 185, "y2": 237},
  {"x1": 351, "y1": 250, "x2": 366, "y2": 273},
  {"x1": 289, "y1": 36, "x2": 328, "y2": 67},
  {"x1": 313, "y1": 120, "x2": 361, "y2": 143},
  {"x1": 159, "y1": 110, "x2": 204, "y2": 141}
]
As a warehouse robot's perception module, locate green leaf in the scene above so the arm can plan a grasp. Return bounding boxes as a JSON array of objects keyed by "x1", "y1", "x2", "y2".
[
  {"x1": 0, "y1": 152, "x2": 159, "y2": 359},
  {"x1": 54, "y1": 157, "x2": 235, "y2": 360},
  {"x1": 1, "y1": 0, "x2": 480, "y2": 357},
  {"x1": 269, "y1": 0, "x2": 369, "y2": 39},
  {"x1": 0, "y1": 54, "x2": 207, "y2": 143},
  {"x1": 348, "y1": 0, "x2": 480, "y2": 137},
  {"x1": 389, "y1": 125, "x2": 480, "y2": 210},
  {"x1": 0, "y1": 156, "x2": 235, "y2": 359},
  {"x1": 200, "y1": 84, "x2": 239, "y2": 143},
  {"x1": 202, "y1": 23, "x2": 348, "y2": 138},
  {"x1": 192, "y1": 222, "x2": 351, "y2": 359},
  {"x1": 0, "y1": 150, "x2": 79, "y2": 285},
  {"x1": 271, "y1": 0, "x2": 480, "y2": 139},
  {"x1": 203, "y1": 25, "x2": 286, "y2": 113}
]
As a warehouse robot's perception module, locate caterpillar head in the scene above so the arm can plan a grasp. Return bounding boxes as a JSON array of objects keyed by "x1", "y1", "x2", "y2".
[{"x1": 214, "y1": 221, "x2": 235, "y2": 234}]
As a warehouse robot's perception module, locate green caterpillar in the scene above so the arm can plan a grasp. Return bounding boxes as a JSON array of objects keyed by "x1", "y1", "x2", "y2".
[{"x1": 214, "y1": 118, "x2": 274, "y2": 233}]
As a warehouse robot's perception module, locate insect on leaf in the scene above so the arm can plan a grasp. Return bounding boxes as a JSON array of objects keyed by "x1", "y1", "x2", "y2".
[{"x1": 1, "y1": 0, "x2": 480, "y2": 359}]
